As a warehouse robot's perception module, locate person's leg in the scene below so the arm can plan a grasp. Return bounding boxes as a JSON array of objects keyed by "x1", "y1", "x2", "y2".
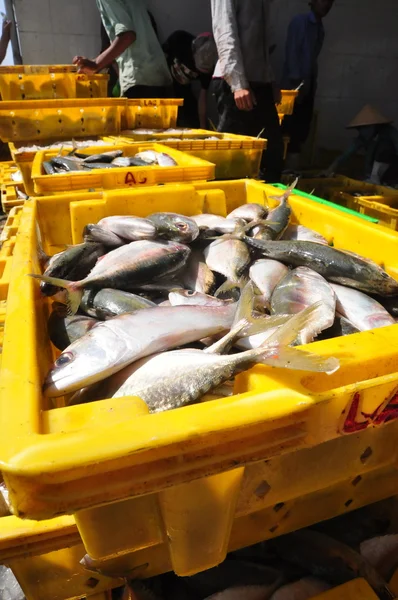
[
  {"x1": 175, "y1": 83, "x2": 200, "y2": 128},
  {"x1": 252, "y1": 83, "x2": 284, "y2": 182},
  {"x1": 284, "y1": 86, "x2": 316, "y2": 169},
  {"x1": 368, "y1": 138, "x2": 395, "y2": 184},
  {"x1": 211, "y1": 79, "x2": 250, "y2": 135},
  {"x1": 125, "y1": 85, "x2": 174, "y2": 98}
]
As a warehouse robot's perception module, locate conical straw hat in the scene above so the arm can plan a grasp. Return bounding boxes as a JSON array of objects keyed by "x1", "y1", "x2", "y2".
[{"x1": 347, "y1": 104, "x2": 392, "y2": 128}]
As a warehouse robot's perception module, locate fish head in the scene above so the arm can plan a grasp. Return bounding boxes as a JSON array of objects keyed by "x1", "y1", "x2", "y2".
[
  {"x1": 150, "y1": 212, "x2": 199, "y2": 243},
  {"x1": 43, "y1": 322, "x2": 129, "y2": 397}
]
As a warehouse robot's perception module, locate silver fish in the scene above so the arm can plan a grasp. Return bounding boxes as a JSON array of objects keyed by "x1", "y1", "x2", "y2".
[
  {"x1": 148, "y1": 212, "x2": 199, "y2": 243},
  {"x1": 249, "y1": 260, "x2": 289, "y2": 308},
  {"x1": 97, "y1": 216, "x2": 157, "y2": 241},
  {"x1": 205, "y1": 585, "x2": 279, "y2": 600},
  {"x1": 81, "y1": 288, "x2": 156, "y2": 319},
  {"x1": 331, "y1": 284, "x2": 395, "y2": 331},
  {"x1": 32, "y1": 240, "x2": 190, "y2": 315},
  {"x1": 227, "y1": 203, "x2": 268, "y2": 222},
  {"x1": 271, "y1": 267, "x2": 336, "y2": 344},
  {"x1": 83, "y1": 224, "x2": 125, "y2": 247},
  {"x1": 269, "y1": 578, "x2": 331, "y2": 600},
  {"x1": 191, "y1": 214, "x2": 245, "y2": 234},
  {"x1": 47, "y1": 304, "x2": 97, "y2": 351},
  {"x1": 240, "y1": 238, "x2": 398, "y2": 296},
  {"x1": 43, "y1": 303, "x2": 237, "y2": 396},
  {"x1": 105, "y1": 304, "x2": 339, "y2": 412},
  {"x1": 169, "y1": 290, "x2": 233, "y2": 307},
  {"x1": 282, "y1": 224, "x2": 328, "y2": 245},
  {"x1": 204, "y1": 237, "x2": 251, "y2": 283},
  {"x1": 182, "y1": 248, "x2": 216, "y2": 294}
]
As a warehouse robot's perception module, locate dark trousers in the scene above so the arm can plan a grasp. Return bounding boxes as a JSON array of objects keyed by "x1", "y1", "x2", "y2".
[
  {"x1": 283, "y1": 84, "x2": 316, "y2": 154},
  {"x1": 173, "y1": 82, "x2": 199, "y2": 128},
  {"x1": 125, "y1": 85, "x2": 174, "y2": 99},
  {"x1": 211, "y1": 79, "x2": 284, "y2": 182}
]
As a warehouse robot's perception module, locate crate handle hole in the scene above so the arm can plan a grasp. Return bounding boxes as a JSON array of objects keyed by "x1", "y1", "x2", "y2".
[
  {"x1": 85, "y1": 577, "x2": 99, "y2": 589},
  {"x1": 273, "y1": 502, "x2": 284, "y2": 513},
  {"x1": 36, "y1": 130, "x2": 41, "y2": 135},
  {"x1": 345, "y1": 499, "x2": 353, "y2": 508},
  {"x1": 269, "y1": 525, "x2": 278, "y2": 533},
  {"x1": 352, "y1": 475, "x2": 362, "y2": 487},
  {"x1": 255, "y1": 480, "x2": 271, "y2": 499},
  {"x1": 360, "y1": 447, "x2": 372, "y2": 463}
]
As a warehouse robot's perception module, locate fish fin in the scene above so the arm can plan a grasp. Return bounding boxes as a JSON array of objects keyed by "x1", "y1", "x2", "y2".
[
  {"x1": 262, "y1": 302, "x2": 325, "y2": 347},
  {"x1": 245, "y1": 313, "x2": 291, "y2": 336},
  {"x1": 258, "y1": 345, "x2": 340, "y2": 374},
  {"x1": 232, "y1": 280, "x2": 254, "y2": 325},
  {"x1": 214, "y1": 277, "x2": 246, "y2": 299},
  {"x1": 29, "y1": 274, "x2": 82, "y2": 316},
  {"x1": 269, "y1": 177, "x2": 298, "y2": 204},
  {"x1": 204, "y1": 318, "x2": 249, "y2": 354}
]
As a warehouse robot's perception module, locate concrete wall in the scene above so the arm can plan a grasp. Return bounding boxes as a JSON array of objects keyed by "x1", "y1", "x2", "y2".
[
  {"x1": 12, "y1": 0, "x2": 397, "y2": 153},
  {"x1": 13, "y1": 0, "x2": 101, "y2": 65}
]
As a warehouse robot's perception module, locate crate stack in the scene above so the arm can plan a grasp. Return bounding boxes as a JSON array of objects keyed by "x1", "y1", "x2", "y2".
[{"x1": 0, "y1": 69, "x2": 398, "y2": 600}]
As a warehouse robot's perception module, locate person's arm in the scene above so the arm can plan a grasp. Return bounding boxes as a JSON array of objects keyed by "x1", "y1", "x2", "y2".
[
  {"x1": 322, "y1": 138, "x2": 364, "y2": 176},
  {"x1": 388, "y1": 126, "x2": 398, "y2": 156},
  {"x1": 0, "y1": 20, "x2": 11, "y2": 65},
  {"x1": 211, "y1": 0, "x2": 255, "y2": 111},
  {"x1": 74, "y1": 0, "x2": 136, "y2": 73}
]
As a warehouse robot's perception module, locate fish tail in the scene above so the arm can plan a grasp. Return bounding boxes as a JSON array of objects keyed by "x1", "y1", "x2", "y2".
[
  {"x1": 255, "y1": 345, "x2": 340, "y2": 374},
  {"x1": 261, "y1": 302, "x2": 324, "y2": 347},
  {"x1": 269, "y1": 176, "x2": 298, "y2": 204},
  {"x1": 29, "y1": 274, "x2": 83, "y2": 316}
]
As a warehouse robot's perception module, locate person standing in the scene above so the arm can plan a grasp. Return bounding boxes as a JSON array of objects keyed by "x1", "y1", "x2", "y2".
[
  {"x1": 163, "y1": 31, "x2": 217, "y2": 129},
  {"x1": 282, "y1": 0, "x2": 335, "y2": 171},
  {"x1": 210, "y1": 0, "x2": 284, "y2": 182},
  {"x1": 73, "y1": 0, "x2": 172, "y2": 99}
]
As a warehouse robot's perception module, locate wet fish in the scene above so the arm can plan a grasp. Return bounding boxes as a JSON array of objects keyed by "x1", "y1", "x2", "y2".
[
  {"x1": 82, "y1": 150, "x2": 123, "y2": 164},
  {"x1": 51, "y1": 156, "x2": 84, "y2": 172},
  {"x1": 135, "y1": 150, "x2": 178, "y2": 166},
  {"x1": 169, "y1": 289, "x2": 233, "y2": 307},
  {"x1": 48, "y1": 303, "x2": 97, "y2": 351},
  {"x1": 82, "y1": 161, "x2": 120, "y2": 169},
  {"x1": 282, "y1": 223, "x2": 328, "y2": 245},
  {"x1": 360, "y1": 535, "x2": 398, "y2": 581},
  {"x1": 83, "y1": 224, "x2": 125, "y2": 247},
  {"x1": 104, "y1": 304, "x2": 339, "y2": 412},
  {"x1": 204, "y1": 237, "x2": 251, "y2": 283},
  {"x1": 269, "y1": 578, "x2": 331, "y2": 600},
  {"x1": 192, "y1": 214, "x2": 245, "y2": 234},
  {"x1": 43, "y1": 160, "x2": 56, "y2": 175},
  {"x1": 182, "y1": 248, "x2": 216, "y2": 294},
  {"x1": 271, "y1": 267, "x2": 336, "y2": 343},
  {"x1": 227, "y1": 203, "x2": 268, "y2": 222},
  {"x1": 32, "y1": 240, "x2": 191, "y2": 314},
  {"x1": 81, "y1": 288, "x2": 156, "y2": 319},
  {"x1": 112, "y1": 156, "x2": 151, "y2": 167},
  {"x1": 240, "y1": 238, "x2": 398, "y2": 296},
  {"x1": 40, "y1": 242, "x2": 106, "y2": 296},
  {"x1": 331, "y1": 284, "x2": 395, "y2": 331},
  {"x1": 97, "y1": 216, "x2": 157, "y2": 241},
  {"x1": 249, "y1": 260, "x2": 289, "y2": 308},
  {"x1": 43, "y1": 303, "x2": 237, "y2": 396},
  {"x1": 148, "y1": 212, "x2": 199, "y2": 243}
]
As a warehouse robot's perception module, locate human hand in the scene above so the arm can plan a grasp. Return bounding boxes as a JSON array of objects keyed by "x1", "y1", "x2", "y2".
[
  {"x1": 234, "y1": 88, "x2": 256, "y2": 111},
  {"x1": 2, "y1": 19, "x2": 11, "y2": 39},
  {"x1": 73, "y1": 56, "x2": 98, "y2": 74}
]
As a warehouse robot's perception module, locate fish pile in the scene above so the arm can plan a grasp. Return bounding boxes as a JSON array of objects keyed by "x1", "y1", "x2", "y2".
[
  {"x1": 14, "y1": 139, "x2": 108, "y2": 153},
  {"x1": 31, "y1": 183, "x2": 398, "y2": 411},
  {"x1": 42, "y1": 148, "x2": 178, "y2": 175}
]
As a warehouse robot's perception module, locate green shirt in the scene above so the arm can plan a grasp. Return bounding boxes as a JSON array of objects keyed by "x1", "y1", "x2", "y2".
[{"x1": 97, "y1": 0, "x2": 172, "y2": 94}]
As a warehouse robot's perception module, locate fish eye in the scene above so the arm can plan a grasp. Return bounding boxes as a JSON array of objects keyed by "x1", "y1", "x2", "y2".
[
  {"x1": 55, "y1": 352, "x2": 74, "y2": 367},
  {"x1": 175, "y1": 221, "x2": 188, "y2": 231},
  {"x1": 185, "y1": 290, "x2": 196, "y2": 296}
]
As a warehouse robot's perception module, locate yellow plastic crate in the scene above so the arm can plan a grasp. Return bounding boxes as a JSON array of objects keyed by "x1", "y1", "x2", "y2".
[
  {"x1": 277, "y1": 90, "x2": 299, "y2": 116},
  {"x1": 0, "y1": 513, "x2": 121, "y2": 600},
  {"x1": 106, "y1": 130, "x2": 267, "y2": 179},
  {"x1": 0, "y1": 98, "x2": 126, "y2": 142},
  {"x1": 31, "y1": 143, "x2": 215, "y2": 194},
  {"x1": 298, "y1": 175, "x2": 398, "y2": 203},
  {"x1": 0, "y1": 65, "x2": 109, "y2": 101},
  {"x1": 9, "y1": 138, "x2": 108, "y2": 196},
  {"x1": 1, "y1": 180, "x2": 398, "y2": 580},
  {"x1": 123, "y1": 98, "x2": 183, "y2": 129},
  {"x1": 1, "y1": 182, "x2": 26, "y2": 213},
  {"x1": 355, "y1": 196, "x2": 398, "y2": 231}
]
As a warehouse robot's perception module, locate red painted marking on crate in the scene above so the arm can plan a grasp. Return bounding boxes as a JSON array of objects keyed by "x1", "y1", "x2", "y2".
[
  {"x1": 342, "y1": 389, "x2": 398, "y2": 434},
  {"x1": 125, "y1": 172, "x2": 137, "y2": 185}
]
